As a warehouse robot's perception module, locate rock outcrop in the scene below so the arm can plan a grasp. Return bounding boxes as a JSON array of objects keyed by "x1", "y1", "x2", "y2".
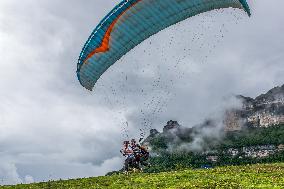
[{"x1": 163, "y1": 120, "x2": 180, "y2": 132}]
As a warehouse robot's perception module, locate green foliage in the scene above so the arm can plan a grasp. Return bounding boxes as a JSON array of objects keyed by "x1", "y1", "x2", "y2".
[
  {"x1": 148, "y1": 135, "x2": 168, "y2": 151},
  {"x1": 220, "y1": 124, "x2": 284, "y2": 148},
  {"x1": 1, "y1": 163, "x2": 283, "y2": 189}
]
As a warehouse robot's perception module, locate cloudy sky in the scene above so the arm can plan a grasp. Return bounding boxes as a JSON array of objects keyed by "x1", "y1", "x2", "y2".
[{"x1": 0, "y1": 0, "x2": 283, "y2": 185}]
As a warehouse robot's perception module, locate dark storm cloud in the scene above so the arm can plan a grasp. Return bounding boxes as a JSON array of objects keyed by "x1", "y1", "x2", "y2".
[{"x1": 0, "y1": 0, "x2": 283, "y2": 184}]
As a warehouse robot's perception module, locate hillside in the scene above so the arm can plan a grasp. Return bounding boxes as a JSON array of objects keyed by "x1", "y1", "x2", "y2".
[
  {"x1": 1, "y1": 163, "x2": 283, "y2": 189},
  {"x1": 143, "y1": 123, "x2": 284, "y2": 173},
  {"x1": 141, "y1": 85, "x2": 284, "y2": 173}
]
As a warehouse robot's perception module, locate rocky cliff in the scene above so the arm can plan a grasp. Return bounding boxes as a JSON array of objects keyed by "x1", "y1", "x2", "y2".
[{"x1": 225, "y1": 84, "x2": 284, "y2": 131}]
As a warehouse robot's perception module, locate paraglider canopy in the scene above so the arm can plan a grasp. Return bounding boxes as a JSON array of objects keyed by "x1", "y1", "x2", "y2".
[{"x1": 77, "y1": 0, "x2": 251, "y2": 91}]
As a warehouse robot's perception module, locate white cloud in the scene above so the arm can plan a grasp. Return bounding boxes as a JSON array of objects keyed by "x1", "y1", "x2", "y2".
[
  {"x1": 24, "y1": 175, "x2": 34, "y2": 184},
  {"x1": 0, "y1": 161, "x2": 22, "y2": 185}
]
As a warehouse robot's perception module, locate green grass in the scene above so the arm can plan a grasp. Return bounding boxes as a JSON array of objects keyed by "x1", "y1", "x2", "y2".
[{"x1": 1, "y1": 163, "x2": 284, "y2": 189}]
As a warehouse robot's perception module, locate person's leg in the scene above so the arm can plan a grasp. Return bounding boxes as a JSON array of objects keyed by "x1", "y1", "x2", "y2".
[
  {"x1": 124, "y1": 157, "x2": 130, "y2": 171},
  {"x1": 140, "y1": 154, "x2": 150, "y2": 167}
]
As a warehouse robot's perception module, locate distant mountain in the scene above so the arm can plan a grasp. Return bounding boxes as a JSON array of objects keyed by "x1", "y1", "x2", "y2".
[
  {"x1": 144, "y1": 85, "x2": 284, "y2": 146},
  {"x1": 225, "y1": 84, "x2": 284, "y2": 131}
]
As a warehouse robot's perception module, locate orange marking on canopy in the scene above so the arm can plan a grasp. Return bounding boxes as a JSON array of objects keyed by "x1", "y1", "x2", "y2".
[{"x1": 84, "y1": 0, "x2": 142, "y2": 63}]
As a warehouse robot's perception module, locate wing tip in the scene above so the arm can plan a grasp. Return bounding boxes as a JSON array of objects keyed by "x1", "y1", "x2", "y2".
[
  {"x1": 77, "y1": 71, "x2": 95, "y2": 91},
  {"x1": 239, "y1": 0, "x2": 251, "y2": 17}
]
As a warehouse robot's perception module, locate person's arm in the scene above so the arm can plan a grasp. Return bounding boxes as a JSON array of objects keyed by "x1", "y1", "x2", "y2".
[{"x1": 120, "y1": 149, "x2": 125, "y2": 155}]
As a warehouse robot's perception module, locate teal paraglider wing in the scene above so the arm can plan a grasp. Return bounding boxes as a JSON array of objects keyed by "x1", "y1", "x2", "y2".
[{"x1": 77, "y1": 0, "x2": 251, "y2": 90}]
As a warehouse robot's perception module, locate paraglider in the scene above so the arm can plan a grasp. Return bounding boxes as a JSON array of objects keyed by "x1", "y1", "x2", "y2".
[{"x1": 76, "y1": 0, "x2": 251, "y2": 90}]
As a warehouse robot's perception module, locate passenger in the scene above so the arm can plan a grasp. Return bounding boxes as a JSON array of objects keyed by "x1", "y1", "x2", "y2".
[{"x1": 121, "y1": 141, "x2": 135, "y2": 171}]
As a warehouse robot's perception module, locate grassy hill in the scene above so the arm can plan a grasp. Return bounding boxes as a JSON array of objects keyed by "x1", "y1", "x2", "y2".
[{"x1": 1, "y1": 163, "x2": 284, "y2": 189}]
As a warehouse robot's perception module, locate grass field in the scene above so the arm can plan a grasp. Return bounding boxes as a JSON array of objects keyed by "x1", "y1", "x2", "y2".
[{"x1": 1, "y1": 163, "x2": 284, "y2": 189}]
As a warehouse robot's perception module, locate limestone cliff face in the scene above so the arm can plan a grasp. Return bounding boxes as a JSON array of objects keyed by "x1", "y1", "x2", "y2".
[
  {"x1": 225, "y1": 85, "x2": 284, "y2": 131},
  {"x1": 224, "y1": 110, "x2": 244, "y2": 131}
]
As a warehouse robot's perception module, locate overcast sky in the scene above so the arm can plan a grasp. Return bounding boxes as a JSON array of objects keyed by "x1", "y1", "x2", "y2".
[{"x1": 0, "y1": 0, "x2": 283, "y2": 185}]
